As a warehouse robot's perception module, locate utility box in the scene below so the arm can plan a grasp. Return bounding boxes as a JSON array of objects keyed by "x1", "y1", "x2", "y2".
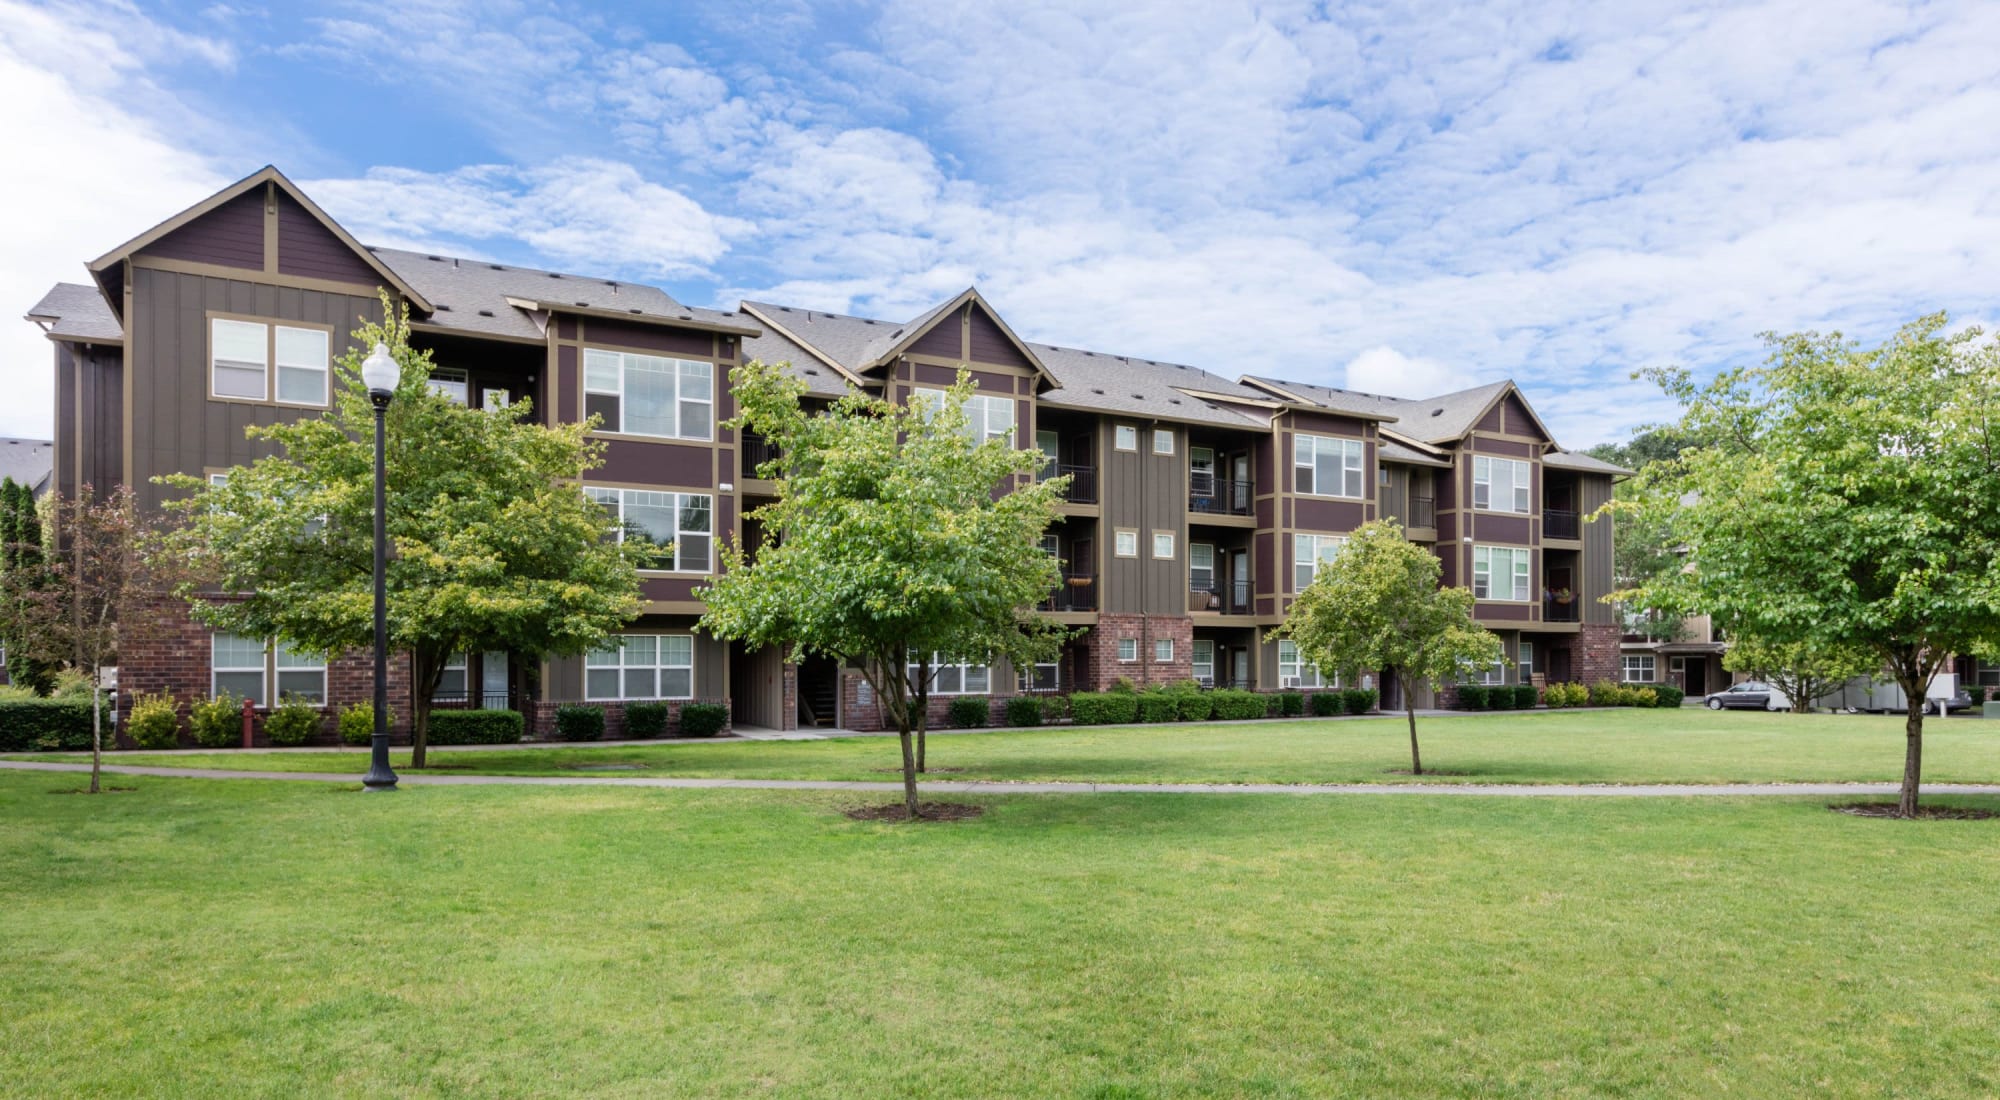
[{"x1": 1984, "y1": 702, "x2": 2000, "y2": 720}]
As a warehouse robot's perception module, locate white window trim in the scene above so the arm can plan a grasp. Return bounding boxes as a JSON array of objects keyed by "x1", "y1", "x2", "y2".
[
  {"x1": 913, "y1": 388, "x2": 1016, "y2": 444},
  {"x1": 585, "y1": 634, "x2": 696, "y2": 700},
  {"x1": 909, "y1": 653, "x2": 992, "y2": 696},
  {"x1": 1293, "y1": 434, "x2": 1366, "y2": 499},
  {"x1": 1152, "y1": 531, "x2": 1175, "y2": 560},
  {"x1": 1154, "y1": 638, "x2": 1174, "y2": 663},
  {"x1": 1114, "y1": 528, "x2": 1139, "y2": 558},
  {"x1": 1190, "y1": 543, "x2": 1215, "y2": 591},
  {"x1": 209, "y1": 317, "x2": 332, "y2": 408},
  {"x1": 1016, "y1": 661, "x2": 1060, "y2": 693},
  {"x1": 1622, "y1": 655, "x2": 1657, "y2": 683},
  {"x1": 1293, "y1": 533, "x2": 1347, "y2": 591},
  {"x1": 1118, "y1": 637, "x2": 1138, "y2": 662},
  {"x1": 1472, "y1": 455, "x2": 1533, "y2": 515},
  {"x1": 1114, "y1": 424, "x2": 1138, "y2": 452},
  {"x1": 1471, "y1": 545, "x2": 1532, "y2": 602},
  {"x1": 427, "y1": 366, "x2": 470, "y2": 406},
  {"x1": 432, "y1": 652, "x2": 469, "y2": 702},
  {"x1": 1192, "y1": 639, "x2": 1216, "y2": 685},
  {"x1": 212, "y1": 632, "x2": 267, "y2": 703},
  {"x1": 1277, "y1": 639, "x2": 1325, "y2": 689},
  {"x1": 1153, "y1": 428, "x2": 1175, "y2": 455},
  {"x1": 272, "y1": 640, "x2": 327, "y2": 703},
  {"x1": 587, "y1": 487, "x2": 714, "y2": 574},
  {"x1": 1518, "y1": 641, "x2": 1535, "y2": 682},
  {"x1": 582, "y1": 348, "x2": 715, "y2": 441}
]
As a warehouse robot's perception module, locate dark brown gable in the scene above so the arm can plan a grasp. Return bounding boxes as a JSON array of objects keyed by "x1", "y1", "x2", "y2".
[
  {"x1": 966, "y1": 302, "x2": 1032, "y2": 369},
  {"x1": 1500, "y1": 392, "x2": 1550, "y2": 442},
  {"x1": 275, "y1": 192, "x2": 381, "y2": 287},
  {"x1": 908, "y1": 307, "x2": 964, "y2": 357},
  {"x1": 139, "y1": 190, "x2": 264, "y2": 270}
]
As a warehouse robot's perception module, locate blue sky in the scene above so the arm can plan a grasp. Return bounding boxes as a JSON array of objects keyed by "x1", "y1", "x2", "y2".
[{"x1": 5, "y1": 0, "x2": 1998, "y2": 445}]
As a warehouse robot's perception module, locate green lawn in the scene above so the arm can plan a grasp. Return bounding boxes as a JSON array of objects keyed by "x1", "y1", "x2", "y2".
[
  {"x1": 68, "y1": 708, "x2": 2000, "y2": 786},
  {"x1": 3, "y1": 771, "x2": 1998, "y2": 1096}
]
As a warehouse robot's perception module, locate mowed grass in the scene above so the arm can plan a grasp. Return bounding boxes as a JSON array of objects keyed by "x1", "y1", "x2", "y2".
[
  {"x1": 78, "y1": 708, "x2": 2000, "y2": 786},
  {"x1": 3, "y1": 772, "x2": 1999, "y2": 1097}
]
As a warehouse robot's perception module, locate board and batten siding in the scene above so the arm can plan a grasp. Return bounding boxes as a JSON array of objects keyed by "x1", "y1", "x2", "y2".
[
  {"x1": 54, "y1": 342, "x2": 123, "y2": 501},
  {"x1": 543, "y1": 620, "x2": 728, "y2": 701},
  {"x1": 1578, "y1": 474, "x2": 1617, "y2": 626},
  {"x1": 1097, "y1": 418, "x2": 1187, "y2": 616}
]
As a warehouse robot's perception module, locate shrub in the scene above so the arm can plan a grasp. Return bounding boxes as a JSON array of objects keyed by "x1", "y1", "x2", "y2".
[
  {"x1": 338, "y1": 703, "x2": 374, "y2": 746},
  {"x1": 1309, "y1": 691, "x2": 1342, "y2": 717},
  {"x1": 125, "y1": 692, "x2": 180, "y2": 750},
  {"x1": 679, "y1": 703, "x2": 728, "y2": 738},
  {"x1": 1345, "y1": 688, "x2": 1379, "y2": 715},
  {"x1": 1137, "y1": 692, "x2": 1178, "y2": 723},
  {"x1": 189, "y1": 692, "x2": 244, "y2": 748},
  {"x1": 1175, "y1": 691, "x2": 1214, "y2": 722},
  {"x1": 0, "y1": 683, "x2": 39, "y2": 702},
  {"x1": 1964, "y1": 684, "x2": 1986, "y2": 706},
  {"x1": 947, "y1": 696, "x2": 989, "y2": 729},
  {"x1": 554, "y1": 704, "x2": 605, "y2": 742},
  {"x1": 1587, "y1": 681, "x2": 1620, "y2": 707},
  {"x1": 1456, "y1": 684, "x2": 1488, "y2": 710},
  {"x1": 1069, "y1": 692, "x2": 1138, "y2": 725},
  {"x1": 1209, "y1": 689, "x2": 1268, "y2": 721},
  {"x1": 429, "y1": 709, "x2": 525, "y2": 745},
  {"x1": 1038, "y1": 694, "x2": 1070, "y2": 725},
  {"x1": 1653, "y1": 684, "x2": 1686, "y2": 709},
  {"x1": 1512, "y1": 684, "x2": 1538, "y2": 709},
  {"x1": 1004, "y1": 696, "x2": 1044, "y2": 727},
  {"x1": 263, "y1": 694, "x2": 325, "y2": 747},
  {"x1": 49, "y1": 666, "x2": 95, "y2": 700},
  {"x1": 623, "y1": 701, "x2": 672, "y2": 738},
  {"x1": 1277, "y1": 691, "x2": 1305, "y2": 717},
  {"x1": 1543, "y1": 683, "x2": 1567, "y2": 709},
  {"x1": 1631, "y1": 687, "x2": 1659, "y2": 708},
  {"x1": 0, "y1": 700, "x2": 96, "y2": 752},
  {"x1": 1565, "y1": 683, "x2": 1592, "y2": 707},
  {"x1": 1109, "y1": 677, "x2": 1137, "y2": 694}
]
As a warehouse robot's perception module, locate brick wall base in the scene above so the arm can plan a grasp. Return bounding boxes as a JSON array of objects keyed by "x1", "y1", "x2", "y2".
[
  {"x1": 1086, "y1": 615, "x2": 1195, "y2": 690},
  {"x1": 1575, "y1": 624, "x2": 1622, "y2": 686}
]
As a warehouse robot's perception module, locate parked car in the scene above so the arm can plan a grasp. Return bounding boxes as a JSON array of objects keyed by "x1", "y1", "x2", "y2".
[
  {"x1": 1705, "y1": 681, "x2": 1782, "y2": 711},
  {"x1": 1920, "y1": 687, "x2": 1974, "y2": 716}
]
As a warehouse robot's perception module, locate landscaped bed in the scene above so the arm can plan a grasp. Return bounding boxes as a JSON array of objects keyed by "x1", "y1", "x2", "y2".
[
  {"x1": 42, "y1": 708, "x2": 2000, "y2": 787},
  {"x1": 1, "y1": 771, "x2": 1996, "y2": 1096}
]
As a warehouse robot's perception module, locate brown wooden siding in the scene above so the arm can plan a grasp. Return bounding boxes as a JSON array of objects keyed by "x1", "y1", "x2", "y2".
[
  {"x1": 545, "y1": 617, "x2": 726, "y2": 700},
  {"x1": 1579, "y1": 474, "x2": 1617, "y2": 625},
  {"x1": 597, "y1": 440, "x2": 714, "y2": 487},
  {"x1": 1471, "y1": 437, "x2": 1535, "y2": 457},
  {"x1": 1501, "y1": 393, "x2": 1549, "y2": 441},
  {"x1": 1294, "y1": 497, "x2": 1366, "y2": 532},
  {"x1": 908, "y1": 308, "x2": 964, "y2": 358},
  {"x1": 55, "y1": 343, "x2": 124, "y2": 498},
  {"x1": 580, "y1": 317, "x2": 713, "y2": 358},
  {"x1": 1098, "y1": 418, "x2": 1186, "y2": 615},
  {"x1": 275, "y1": 192, "x2": 381, "y2": 286},
  {"x1": 1476, "y1": 403, "x2": 1505, "y2": 433},
  {"x1": 967, "y1": 304, "x2": 1031, "y2": 368},
  {"x1": 139, "y1": 191, "x2": 264, "y2": 270}
]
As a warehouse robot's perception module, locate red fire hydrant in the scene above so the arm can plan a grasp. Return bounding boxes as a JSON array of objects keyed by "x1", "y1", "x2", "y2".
[{"x1": 241, "y1": 697, "x2": 256, "y2": 748}]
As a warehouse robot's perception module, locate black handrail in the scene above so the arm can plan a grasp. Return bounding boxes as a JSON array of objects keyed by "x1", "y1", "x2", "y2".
[
  {"x1": 1190, "y1": 478, "x2": 1253, "y2": 516},
  {"x1": 1042, "y1": 571, "x2": 1097, "y2": 612},
  {"x1": 1544, "y1": 508, "x2": 1579, "y2": 540},
  {"x1": 741, "y1": 432, "x2": 781, "y2": 478},
  {"x1": 1409, "y1": 494, "x2": 1435, "y2": 528},
  {"x1": 1040, "y1": 462, "x2": 1097, "y2": 503}
]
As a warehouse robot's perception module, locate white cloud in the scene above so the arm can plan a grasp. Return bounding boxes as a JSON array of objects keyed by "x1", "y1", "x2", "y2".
[{"x1": 1342, "y1": 346, "x2": 1483, "y2": 401}]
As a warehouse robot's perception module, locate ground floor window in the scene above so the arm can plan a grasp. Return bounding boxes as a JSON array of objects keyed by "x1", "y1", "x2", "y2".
[
  {"x1": 1193, "y1": 639, "x2": 1215, "y2": 685},
  {"x1": 1017, "y1": 662, "x2": 1059, "y2": 693},
  {"x1": 1518, "y1": 641, "x2": 1534, "y2": 683},
  {"x1": 586, "y1": 635, "x2": 694, "y2": 700},
  {"x1": 910, "y1": 653, "x2": 990, "y2": 695},
  {"x1": 1119, "y1": 638, "x2": 1138, "y2": 662},
  {"x1": 433, "y1": 652, "x2": 468, "y2": 702},
  {"x1": 1154, "y1": 638, "x2": 1174, "y2": 663},
  {"x1": 212, "y1": 633, "x2": 325, "y2": 704},
  {"x1": 1622, "y1": 654, "x2": 1656, "y2": 683},
  {"x1": 1473, "y1": 660, "x2": 1505, "y2": 686},
  {"x1": 1278, "y1": 640, "x2": 1325, "y2": 689},
  {"x1": 1975, "y1": 660, "x2": 2000, "y2": 687}
]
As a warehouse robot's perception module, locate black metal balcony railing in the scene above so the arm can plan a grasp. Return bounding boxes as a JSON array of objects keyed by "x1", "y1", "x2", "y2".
[
  {"x1": 429, "y1": 690, "x2": 520, "y2": 712},
  {"x1": 1042, "y1": 570, "x2": 1097, "y2": 612},
  {"x1": 1544, "y1": 594, "x2": 1580, "y2": 623},
  {"x1": 741, "y1": 432, "x2": 781, "y2": 478},
  {"x1": 1409, "y1": 494, "x2": 1435, "y2": 529},
  {"x1": 1195, "y1": 677, "x2": 1253, "y2": 691},
  {"x1": 1190, "y1": 581, "x2": 1252, "y2": 615},
  {"x1": 1545, "y1": 508, "x2": 1580, "y2": 540},
  {"x1": 1039, "y1": 462, "x2": 1098, "y2": 504},
  {"x1": 1189, "y1": 478, "x2": 1253, "y2": 516}
]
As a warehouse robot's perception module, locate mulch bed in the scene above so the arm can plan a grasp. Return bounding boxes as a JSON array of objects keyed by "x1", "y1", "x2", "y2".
[
  {"x1": 843, "y1": 801, "x2": 985, "y2": 823},
  {"x1": 1831, "y1": 802, "x2": 2000, "y2": 820}
]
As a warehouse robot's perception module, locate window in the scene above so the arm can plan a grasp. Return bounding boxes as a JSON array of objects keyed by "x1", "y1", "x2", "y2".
[
  {"x1": 912, "y1": 388, "x2": 1015, "y2": 444},
  {"x1": 1114, "y1": 529, "x2": 1138, "y2": 557},
  {"x1": 583, "y1": 349, "x2": 713, "y2": 440},
  {"x1": 1293, "y1": 534, "x2": 1346, "y2": 591},
  {"x1": 1190, "y1": 446, "x2": 1216, "y2": 497},
  {"x1": 211, "y1": 318, "x2": 331, "y2": 405},
  {"x1": 586, "y1": 635, "x2": 695, "y2": 700},
  {"x1": 1975, "y1": 661, "x2": 2000, "y2": 688},
  {"x1": 1114, "y1": 424, "x2": 1137, "y2": 451},
  {"x1": 1473, "y1": 456, "x2": 1532, "y2": 514},
  {"x1": 1518, "y1": 641, "x2": 1535, "y2": 683},
  {"x1": 910, "y1": 653, "x2": 990, "y2": 695},
  {"x1": 433, "y1": 652, "x2": 468, "y2": 702},
  {"x1": 1153, "y1": 428, "x2": 1175, "y2": 455},
  {"x1": 483, "y1": 388, "x2": 511, "y2": 411},
  {"x1": 1153, "y1": 531, "x2": 1174, "y2": 559},
  {"x1": 1154, "y1": 638, "x2": 1174, "y2": 663},
  {"x1": 1036, "y1": 430, "x2": 1060, "y2": 476},
  {"x1": 1017, "y1": 661, "x2": 1060, "y2": 693},
  {"x1": 428, "y1": 367, "x2": 470, "y2": 405},
  {"x1": 273, "y1": 640, "x2": 326, "y2": 702},
  {"x1": 1472, "y1": 545, "x2": 1531, "y2": 601},
  {"x1": 1039, "y1": 533, "x2": 1061, "y2": 558},
  {"x1": 1118, "y1": 638, "x2": 1138, "y2": 662},
  {"x1": 211, "y1": 632, "x2": 267, "y2": 703},
  {"x1": 586, "y1": 487, "x2": 713, "y2": 572},
  {"x1": 1277, "y1": 639, "x2": 1324, "y2": 689},
  {"x1": 1474, "y1": 660, "x2": 1505, "y2": 686},
  {"x1": 1293, "y1": 434, "x2": 1365, "y2": 498},
  {"x1": 1622, "y1": 654, "x2": 1656, "y2": 683},
  {"x1": 1192, "y1": 639, "x2": 1216, "y2": 685},
  {"x1": 1190, "y1": 543, "x2": 1215, "y2": 591}
]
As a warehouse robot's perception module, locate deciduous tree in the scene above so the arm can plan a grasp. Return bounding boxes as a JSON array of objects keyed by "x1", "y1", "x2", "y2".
[
  {"x1": 0, "y1": 477, "x2": 56, "y2": 693},
  {"x1": 1722, "y1": 634, "x2": 1877, "y2": 714}
]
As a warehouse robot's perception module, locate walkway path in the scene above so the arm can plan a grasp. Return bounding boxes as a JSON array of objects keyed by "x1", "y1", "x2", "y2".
[{"x1": 4, "y1": 759, "x2": 1994, "y2": 798}]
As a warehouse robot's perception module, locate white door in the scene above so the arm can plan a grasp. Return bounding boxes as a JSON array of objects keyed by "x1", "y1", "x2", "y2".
[{"x1": 481, "y1": 651, "x2": 509, "y2": 710}]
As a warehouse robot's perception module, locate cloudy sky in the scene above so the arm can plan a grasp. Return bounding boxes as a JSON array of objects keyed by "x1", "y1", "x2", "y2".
[{"x1": 4, "y1": 0, "x2": 1997, "y2": 446}]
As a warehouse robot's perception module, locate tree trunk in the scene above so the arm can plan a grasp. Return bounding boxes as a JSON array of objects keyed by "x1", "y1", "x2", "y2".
[
  {"x1": 1900, "y1": 695, "x2": 1924, "y2": 818},
  {"x1": 1402, "y1": 671, "x2": 1422, "y2": 776},
  {"x1": 409, "y1": 648, "x2": 445, "y2": 769},
  {"x1": 914, "y1": 655, "x2": 930, "y2": 774},
  {"x1": 898, "y1": 725, "x2": 920, "y2": 820},
  {"x1": 868, "y1": 651, "x2": 921, "y2": 821},
  {"x1": 89, "y1": 681, "x2": 102, "y2": 795}
]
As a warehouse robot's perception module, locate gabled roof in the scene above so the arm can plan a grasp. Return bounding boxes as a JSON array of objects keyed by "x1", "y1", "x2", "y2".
[
  {"x1": 737, "y1": 302, "x2": 870, "y2": 388},
  {"x1": 88, "y1": 166, "x2": 434, "y2": 313},
  {"x1": 1240, "y1": 375, "x2": 1407, "y2": 424},
  {"x1": 1378, "y1": 438, "x2": 1453, "y2": 468},
  {"x1": 26, "y1": 283, "x2": 121, "y2": 342},
  {"x1": 1246, "y1": 376, "x2": 1535, "y2": 445},
  {"x1": 1028, "y1": 343, "x2": 1270, "y2": 428},
  {"x1": 866, "y1": 288, "x2": 1057, "y2": 385},
  {"x1": 741, "y1": 321, "x2": 863, "y2": 400},
  {"x1": 745, "y1": 290, "x2": 1058, "y2": 386},
  {"x1": 1542, "y1": 450, "x2": 1634, "y2": 476}
]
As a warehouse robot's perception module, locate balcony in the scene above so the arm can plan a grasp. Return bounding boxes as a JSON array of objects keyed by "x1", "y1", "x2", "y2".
[
  {"x1": 741, "y1": 432, "x2": 781, "y2": 480},
  {"x1": 1042, "y1": 570, "x2": 1097, "y2": 612},
  {"x1": 1190, "y1": 580, "x2": 1253, "y2": 615},
  {"x1": 1544, "y1": 591, "x2": 1580, "y2": 622},
  {"x1": 1189, "y1": 478, "x2": 1253, "y2": 517},
  {"x1": 1545, "y1": 508, "x2": 1580, "y2": 540},
  {"x1": 1409, "y1": 494, "x2": 1435, "y2": 529},
  {"x1": 1040, "y1": 462, "x2": 1098, "y2": 504}
]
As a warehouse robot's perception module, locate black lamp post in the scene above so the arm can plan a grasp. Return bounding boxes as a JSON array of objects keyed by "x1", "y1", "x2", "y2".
[{"x1": 360, "y1": 342, "x2": 400, "y2": 793}]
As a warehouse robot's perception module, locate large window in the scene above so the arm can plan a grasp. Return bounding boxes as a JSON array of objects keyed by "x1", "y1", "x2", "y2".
[
  {"x1": 1277, "y1": 639, "x2": 1325, "y2": 688},
  {"x1": 909, "y1": 653, "x2": 990, "y2": 695},
  {"x1": 212, "y1": 634, "x2": 324, "y2": 704},
  {"x1": 433, "y1": 652, "x2": 468, "y2": 701},
  {"x1": 1473, "y1": 456, "x2": 1532, "y2": 514},
  {"x1": 1192, "y1": 639, "x2": 1215, "y2": 685},
  {"x1": 1472, "y1": 545, "x2": 1531, "y2": 601},
  {"x1": 583, "y1": 349, "x2": 713, "y2": 440},
  {"x1": 427, "y1": 367, "x2": 470, "y2": 405},
  {"x1": 1017, "y1": 661, "x2": 1060, "y2": 693},
  {"x1": 273, "y1": 641, "x2": 326, "y2": 702},
  {"x1": 211, "y1": 318, "x2": 329, "y2": 406},
  {"x1": 1622, "y1": 654, "x2": 1657, "y2": 683},
  {"x1": 1293, "y1": 534, "x2": 1346, "y2": 591},
  {"x1": 1190, "y1": 543, "x2": 1215, "y2": 591},
  {"x1": 587, "y1": 488, "x2": 713, "y2": 572},
  {"x1": 912, "y1": 389, "x2": 1015, "y2": 444},
  {"x1": 1294, "y1": 435, "x2": 1364, "y2": 498},
  {"x1": 586, "y1": 635, "x2": 694, "y2": 700}
]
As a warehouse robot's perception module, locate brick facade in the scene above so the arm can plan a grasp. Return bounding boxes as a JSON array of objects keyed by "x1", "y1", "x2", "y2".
[
  {"x1": 1574, "y1": 624, "x2": 1622, "y2": 686},
  {"x1": 1086, "y1": 616, "x2": 1195, "y2": 690}
]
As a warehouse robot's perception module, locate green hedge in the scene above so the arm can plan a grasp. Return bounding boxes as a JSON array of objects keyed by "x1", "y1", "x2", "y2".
[
  {"x1": 947, "y1": 696, "x2": 989, "y2": 729},
  {"x1": 1308, "y1": 691, "x2": 1342, "y2": 717},
  {"x1": 1971, "y1": 685, "x2": 1989, "y2": 706},
  {"x1": 338, "y1": 703, "x2": 373, "y2": 746},
  {"x1": 1209, "y1": 690, "x2": 1268, "y2": 721},
  {"x1": 1004, "y1": 696, "x2": 1044, "y2": 727},
  {"x1": 679, "y1": 703, "x2": 728, "y2": 737},
  {"x1": 1277, "y1": 692, "x2": 1305, "y2": 717},
  {"x1": 1344, "y1": 688, "x2": 1379, "y2": 715},
  {"x1": 1456, "y1": 685, "x2": 1487, "y2": 710},
  {"x1": 623, "y1": 701, "x2": 671, "y2": 738},
  {"x1": 1069, "y1": 692, "x2": 1139, "y2": 725},
  {"x1": 1136, "y1": 693, "x2": 1178, "y2": 723},
  {"x1": 429, "y1": 709, "x2": 525, "y2": 745},
  {"x1": 1652, "y1": 684, "x2": 1686, "y2": 709},
  {"x1": 554, "y1": 705, "x2": 605, "y2": 742},
  {"x1": 1174, "y1": 691, "x2": 1214, "y2": 722},
  {"x1": 264, "y1": 695, "x2": 325, "y2": 746},
  {"x1": 0, "y1": 700, "x2": 96, "y2": 752},
  {"x1": 1510, "y1": 684, "x2": 1537, "y2": 710}
]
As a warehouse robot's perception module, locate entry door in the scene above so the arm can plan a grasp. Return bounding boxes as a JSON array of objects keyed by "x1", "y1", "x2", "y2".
[
  {"x1": 1231, "y1": 648, "x2": 1250, "y2": 689},
  {"x1": 481, "y1": 651, "x2": 509, "y2": 709},
  {"x1": 1231, "y1": 455, "x2": 1251, "y2": 511},
  {"x1": 1230, "y1": 550, "x2": 1250, "y2": 612}
]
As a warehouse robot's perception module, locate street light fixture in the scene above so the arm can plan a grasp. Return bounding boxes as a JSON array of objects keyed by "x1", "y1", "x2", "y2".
[{"x1": 361, "y1": 342, "x2": 400, "y2": 793}]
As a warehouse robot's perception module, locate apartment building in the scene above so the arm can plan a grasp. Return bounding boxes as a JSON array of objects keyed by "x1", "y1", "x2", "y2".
[{"x1": 24, "y1": 166, "x2": 1628, "y2": 736}]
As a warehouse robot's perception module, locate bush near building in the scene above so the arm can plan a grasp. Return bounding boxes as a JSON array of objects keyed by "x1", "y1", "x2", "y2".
[
  {"x1": 429, "y1": 710, "x2": 526, "y2": 745},
  {"x1": 678, "y1": 704, "x2": 728, "y2": 738}
]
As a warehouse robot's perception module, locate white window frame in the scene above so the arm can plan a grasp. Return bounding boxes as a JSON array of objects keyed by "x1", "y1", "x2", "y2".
[
  {"x1": 909, "y1": 652, "x2": 991, "y2": 696},
  {"x1": 1153, "y1": 531, "x2": 1175, "y2": 560},
  {"x1": 1518, "y1": 641, "x2": 1535, "y2": 683},
  {"x1": 1293, "y1": 434, "x2": 1365, "y2": 499},
  {"x1": 1474, "y1": 660, "x2": 1505, "y2": 686},
  {"x1": 212, "y1": 632, "x2": 267, "y2": 704},
  {"x1": 1017, "y1": 661, "x2": 1060, "y2": 693},
  {"x1": 1277, "y1": 639, "x2": 1325, "y2": 689},
  {"x1": 427, "y1": 366, "x2": 470, "y2": 405},
  {"x1": 1114, "y1": 529, "x2": 1138, "y2": 558},
  {"x1": 583, "y1": 348, "x2": 714, "y2": 441},
  {"x1": 1472, "y1": 456, "x2": 1533, "y2": 514},
  {"x1": 1114, "y1": 424, "x2": 1138, "y2": 451},
  {"x1": 913, "y1": 388, "x2": 1015, "y2": 444},
  {"x1": 1189, "y1": 543, "x2": 1215, "y2": 591},
  {"x1": 1293, "y1": 534, "x2": 1347, "y2": 591},
  {"x1": 1190, "y1": 446, "x2": 1216, "y2": 498},
  {"x1": 1192, "y1": 639, "x2": 1216, "y2": 685},
  {"x1": 1153, "y1": 428, "x2": 1175, "y2": 455},
  {"x1": 210, "y1": 317, "x2": 331, "y2": 407},
  {"x1": 586, "y1": 487, "x2": 713, "y2": 573},
  {"x1": 1154, "y1": 638, "x2": 1174, "y2": 663},
  {"x1": 1472, "y1": 545, "x2": 1531, "y2": 602},
  {"x1": 586, "y1": 634, "x2": 695, "y2": 700},
  {"x1": 1622, "y1": 654, "x2": 1657, "y2": 683},
  {"x1": 273, "y1": 640, "x2": 327, "y2": 703},
  {"x1": 1118, "y1": 637, "x2": 1138, "y2": 662},
  {"x1": 433, "y1": 652, "x2": 469, "y2": 702}
]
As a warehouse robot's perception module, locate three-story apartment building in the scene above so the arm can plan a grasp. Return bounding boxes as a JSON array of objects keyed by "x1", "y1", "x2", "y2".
[{"x1": 25, "y1": 167, "x2": 1628, "y2": 737}]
